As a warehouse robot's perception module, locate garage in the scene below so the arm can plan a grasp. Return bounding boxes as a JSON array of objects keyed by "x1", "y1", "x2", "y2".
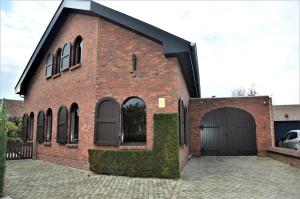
[
  {"x1": 274, "y1": 121, "x2": 300, "y2": 146},
  {"x1": 200, "y1": 107, "x2": 257, "y2": 156}
]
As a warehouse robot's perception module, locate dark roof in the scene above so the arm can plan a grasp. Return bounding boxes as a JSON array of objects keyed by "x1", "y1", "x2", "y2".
[{"x1": 15, "y1": 0, "x2": 200, "y2": 97}]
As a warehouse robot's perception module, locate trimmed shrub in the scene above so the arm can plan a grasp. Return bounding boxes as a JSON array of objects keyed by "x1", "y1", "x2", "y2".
[
  {"x1": 0, "y1": 106, "x2": 7, "y2": 197},
  {"x1": 89, "y1": 113, "x2": 179, "y2": 178}
]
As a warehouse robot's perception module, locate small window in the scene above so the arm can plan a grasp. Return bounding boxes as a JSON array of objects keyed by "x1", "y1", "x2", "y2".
[
  {"x1": 57, "y1": 106, "x2": 68, "y2": 144},
  {"x1": 36, "y1": 111, "x2": 45, "y2": 143},
  {"x1": 22, "y1": 114, "x2": 29, "y2": 142},
  {"x1": 73, "y1": 36, "x2": 83, "y2": 65},
  {"x1": 94, "y1": 97, "x2": 120, "y2": 146},
  {"x1": 45, "y1": 109, "x2": 52, "y2": 142},
  {"x1": 122, "y1": 97, "x2": 146, "y2": 145},
  {"x1": 54, "y1": 48, "x2": 62, "y2": 75},
  {"x1": 184, "y1": 104, "x2": 189, "y2": 145},
  {"x1": 28, "y1": 112, "x2": 34, "y2": 141},
  {"x1": 45, "y1": 53, "x2": 53, "y2": 78},
  {"x1": 70, "y1": 103, "x2": 79, "y2": 143},
  {"x1": 178, "y1": 98, "x2": 185, "y2": 145},
  {"x1": 61, "y1": 42, "x2": 71, "y2": 71}
]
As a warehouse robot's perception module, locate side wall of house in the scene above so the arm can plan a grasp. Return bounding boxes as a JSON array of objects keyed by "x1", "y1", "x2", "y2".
[
  {"x1": 23, "y1": 13, "x2": 99, "y2": 169},
  {"x1": 189, "y1": 96, "x2": 273, "y2": 156}
]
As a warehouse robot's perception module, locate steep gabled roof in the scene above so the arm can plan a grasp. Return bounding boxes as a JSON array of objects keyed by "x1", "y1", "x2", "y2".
[{"x1": 15, "y1": 0, "x2": 200, "y2": 97}]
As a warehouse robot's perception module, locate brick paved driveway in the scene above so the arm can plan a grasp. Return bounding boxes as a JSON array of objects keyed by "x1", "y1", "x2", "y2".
[{"x1": 3, "y1": 157, "x2": 300, "y2": 199}]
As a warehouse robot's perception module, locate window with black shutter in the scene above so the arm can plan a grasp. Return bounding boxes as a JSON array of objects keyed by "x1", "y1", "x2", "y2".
[
  {"x1": 45, "y1": 53, "x2": 53, "y2": 78},
  {"x1": 94, "y1": 97, "x2": 120, "y2": 146},
  {"x1": 45, "y1": 109, "x2": 52, "y2": 142},
  {"x1": 70, "y1": 103, "x2": 79, "y2": 143},
  {"x1": 22, "y1": 114, "x2": 29, "y2": 142},
  {"x1": 61, "y1": 42, "x2": 71, "y2": 71},
  {"x1": 122, "y1": 97, "x2": 146, "y2": 145},
  {"x1": 178, "y1": 98, "x2": 185, "y2": 145},
  {"x1": 73, "y1": 36, "x2": 83, "y2": 65},
  {"x1": 54, "y1": 48, "x2": 62, "y2": 75},
  {"x1": 36, "y1": 111, "x2": 45, "y2": 143},
  {"x1": 57, "y1": 106, "x2": 68, "y2": 144},
  {"x1": 28, "y1": 112, "x2": 34, "y2": 141},
  {"x1": 184, "y1": 105, "x2": 189, "y2": 145}
]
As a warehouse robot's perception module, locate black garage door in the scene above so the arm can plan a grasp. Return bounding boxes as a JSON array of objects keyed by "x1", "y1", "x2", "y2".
[
  {"x1": 200, "y1": 107, "x2": 257, "y2": 156},
  {"x1": 274, "y1": 121, "x2": 300, "y2": 146}
]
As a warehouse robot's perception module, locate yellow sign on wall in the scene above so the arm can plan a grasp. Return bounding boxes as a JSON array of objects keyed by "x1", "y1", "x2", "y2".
[{"x1": 158, "y1": 98, "x2": 165, "y2": 108}]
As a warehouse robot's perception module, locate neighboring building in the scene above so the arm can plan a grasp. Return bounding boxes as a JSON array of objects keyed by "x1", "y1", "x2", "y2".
[
  {"x1": 273, "y1": 105, "x2": 300, "y2": 146},
  {"x1": 0, "y1": 98, "x2": 24, "y2": 122},
  {"x1": 15, "y1": 0, "x2": 199, "y2": 170}
]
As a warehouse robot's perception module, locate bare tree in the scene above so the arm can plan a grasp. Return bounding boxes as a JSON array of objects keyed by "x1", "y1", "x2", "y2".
[
  {"x1": 247, "y1": 87, "x2": 258, "y2": 96},
  {"x1": 231, "y1": 88, "x2": 246, "y2": 97}
]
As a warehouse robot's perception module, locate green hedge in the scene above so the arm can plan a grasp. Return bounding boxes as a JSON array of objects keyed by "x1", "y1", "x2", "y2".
[
  {"x1": 0, "y1": 106, "x2": 7, "y2": 197},
  {"x1": 89, "y1": 113, "x2": 179, "y2": 178}
]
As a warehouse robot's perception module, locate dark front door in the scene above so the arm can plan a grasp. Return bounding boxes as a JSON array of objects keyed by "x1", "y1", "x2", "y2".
[{"x1": 200, "y1": 107, "x2": 257, "y2": 156}]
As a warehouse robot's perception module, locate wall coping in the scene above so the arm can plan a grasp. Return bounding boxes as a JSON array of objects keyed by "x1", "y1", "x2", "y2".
[
  {"x1": 190, "y1": 96, "x2": 270, "y2": 100},
  {"x1": 268, "y1": 146, "x2": 300, "y2": 158}
]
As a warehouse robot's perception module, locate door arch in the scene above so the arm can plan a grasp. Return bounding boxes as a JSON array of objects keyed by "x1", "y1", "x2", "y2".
[{"x1": 200, "y1": 107, "x2": 257, "y2": 155}]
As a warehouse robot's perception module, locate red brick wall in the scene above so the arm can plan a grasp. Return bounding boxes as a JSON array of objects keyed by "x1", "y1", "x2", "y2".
[
  {"x1": 22, "y1": 13, "x2": 185, "y2": 169},
  {"x1": 189, "y1": 96, "x2": 274, "y2": 156}
]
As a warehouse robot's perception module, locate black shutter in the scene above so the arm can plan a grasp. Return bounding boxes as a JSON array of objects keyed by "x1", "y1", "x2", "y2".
[
  {"x1": 179, "y1": 99, "x2": 185, "y2": 145},
  {"x1": 184, "y1": 105, "x2": 189, "y2": 145},
  {"x1": 22, "y1": 114, "x2": 29, "y2": 142},
  {"x1": 94, "y1": 97, "x2": 120, "y2": 146},
  {"x1": 36, "y1": 111, "x2": 45, "y2": 143},
  {"x1": 45, "y1": 54, "x2": 53, "y2": 78},
  {"x1": 57, "y1": 106, "x2": 68, "y2": 144},
  {"x1": 61, "y1": 42, "x2": 71, "y2": 71}
]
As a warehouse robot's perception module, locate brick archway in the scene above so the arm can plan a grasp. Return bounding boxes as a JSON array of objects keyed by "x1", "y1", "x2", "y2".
[{"x1": 189, "y1": 96, "x2": 274, "y2": 156}]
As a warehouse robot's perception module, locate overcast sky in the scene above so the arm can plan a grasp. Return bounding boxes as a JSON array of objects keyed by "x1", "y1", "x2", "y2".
[{"x1": 0, "y1": 0, "x2": 299, "y2": 105}]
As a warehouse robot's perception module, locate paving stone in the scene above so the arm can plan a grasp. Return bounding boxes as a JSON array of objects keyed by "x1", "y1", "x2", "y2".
[{"x1": 3, "y1": 157, "x2": 300, "y2": 199}]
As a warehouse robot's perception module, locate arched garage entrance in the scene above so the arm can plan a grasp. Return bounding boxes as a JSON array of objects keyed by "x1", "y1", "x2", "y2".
[{"x1": 200, "y1": 107, "x2": 257, "y2": 156}]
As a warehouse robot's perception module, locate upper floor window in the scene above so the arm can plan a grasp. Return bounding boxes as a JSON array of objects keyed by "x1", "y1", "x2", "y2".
[
  {"x1": 45, "y1": 53, "x2": 53, "y2": 78},
  {"x1": 73, "y1": 36, "x2": 83, "y2": 65},
  {"x1": 36, "y1": 111, "x2": 45, "y2": 143},
  {"x1": 45, "y1": 109, "x2": 52, "y2": 142},
  {"x1": 122, "y1": 97, "x2": 146, "y2": 145},
  {"x1": 57, "y1": 106, "x2": 68, "y2": 144},
  {"x1": 54, "y1": 48, "x2": 62, "y2": 75},
  {"x1": 70, "y1": 103, "x2": 79, "y2": 143},
  {"x1": 61, "y1": 42, "x2": 71, "y2": 71}
]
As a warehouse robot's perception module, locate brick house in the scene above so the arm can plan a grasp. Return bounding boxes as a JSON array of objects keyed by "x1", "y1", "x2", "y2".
[
  {"x1": 16, "y1": 0, "x2": 200, "y2": 171},
  {"x1": 16, "y1": 0, "x2": 273, "y2": 175}
]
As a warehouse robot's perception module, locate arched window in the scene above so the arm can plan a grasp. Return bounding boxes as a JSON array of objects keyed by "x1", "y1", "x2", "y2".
[
  {"x1": 45, "y1": 53, "x2": 53, "y2": 78},
  {"x1": 28, "y1": 112, "x2": 34, "y2": 141},
  {"x1": 122, "y1": 97, "x2": 146, "y2": 145},
  {"x1": 36, "y1": 111, "x2": 45, "y2": 143},
  {"x1": 54, "y1": 48, "x2": 62, "y2": 75},
  {"x1": 70, "y1": 103, "x2": 79, "y2": 143},
  {"x1": 61, "y1": 42, "x2": 71, "y2": 71},
  {"x1": 22, "y1": 114, "x2": 29, "y2": 142},
  {"x1": 94, "y1": 97, "x2": 120, "y2": 146},
  {"x1": 57, "y1": 106, "x2": 68, "y2": 144},
  {"x1": 73, "y1": 36, "x2": 83, "y2": 65},
  {"x1": 45, "y1": 109, "x2": 52, "y2": 142}
]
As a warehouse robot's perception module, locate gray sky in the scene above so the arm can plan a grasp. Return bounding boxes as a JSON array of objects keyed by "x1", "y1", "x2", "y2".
[{"x1": 1, "y1": 0, "x2": 299, "y2": 105}]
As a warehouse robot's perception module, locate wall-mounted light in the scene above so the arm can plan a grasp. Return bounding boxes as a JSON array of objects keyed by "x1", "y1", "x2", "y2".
[
  {"x1": 130, "y1": 54, "x2": 137, "y2": 77},
  {"x1": 284, "y1": 113, "x2": 289, "y2": 119}
]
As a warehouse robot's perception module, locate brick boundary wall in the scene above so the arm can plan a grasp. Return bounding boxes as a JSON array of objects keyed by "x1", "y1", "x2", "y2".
[
  {"x1": 189, "y1": 96, "x2": 274, "y2": 156},
  {"x1": 268, "y1": 146, "x2": 300, "y2": 168}
]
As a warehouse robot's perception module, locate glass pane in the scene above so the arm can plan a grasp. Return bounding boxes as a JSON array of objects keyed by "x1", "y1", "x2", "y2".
[{"x1": 123, "y1": 98, "x2": 146, "y2": 143}]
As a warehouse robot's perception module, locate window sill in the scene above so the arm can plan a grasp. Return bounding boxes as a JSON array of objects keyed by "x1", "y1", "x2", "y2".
[
  {"x1": 45, "y1": 76, "x2": 51, "y2": 80},
  {"x1": 44, "y1": 142, "x2": 51, "y2": 146},
  {"x1": 66, "y1": 143, "x2": 78, "y2": 148},
  {"x1": 52, "y1": 73, "x2": 61, "y2": 79},
  {"x1": 120, "y1": 145, "x2": 147, "y2": 150},
  {"x1": 69, "y1": 63, "x2": 81, "y2": 71}
]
